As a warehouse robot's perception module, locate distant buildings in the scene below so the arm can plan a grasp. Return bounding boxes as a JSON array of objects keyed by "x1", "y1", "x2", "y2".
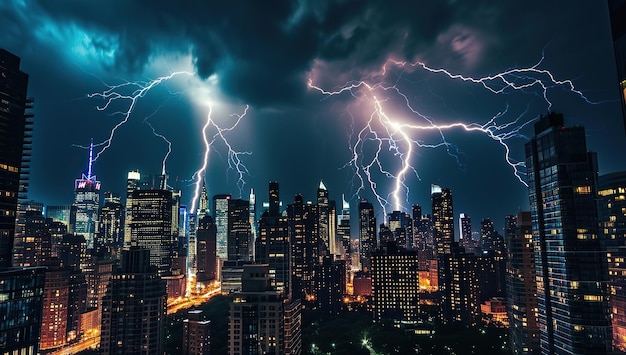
[{"x1": 526, "y1": 113, "x2": 612, "y2": 354}]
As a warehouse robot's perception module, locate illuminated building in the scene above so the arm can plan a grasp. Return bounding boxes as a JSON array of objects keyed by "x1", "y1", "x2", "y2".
[
  {"x1": 459, "y1": 213, "x2": 474, "y2": 253},
  {"x1": 213, "y1": 194, "x2": 231, "y2": 260},
  {"x1": 100, "y1": 247, "x2": 167, "y2": 355},
  {"x1": 255, "y1": 182, "x2": 290, "y2": 296},
  {"x1": 198, "y1": 182, "x2": 210, "y2": 218},
  {"x1": 73, "y1": 141, "x2": 101, "y2": 250},
  {"x1": 314, "y1": 255, "x2": 345, "y2": 317},
  {"x1": 39, "y1": 260, "x2": 69, "y2": 351},
  {"x1": 97, "y1": 192, "x2": 123, "y2": 259},
  {"x1": 598, "y1": 171, "x2": 626, "y2": 351},
  {"x1": 317, "y1": 180, "x2": 331, "y2": 254},
  {"x1": 431, "y1": 184, "x2": 454, "y2": 255},
  {"x1": 228, "y1": 264, "x2": 301, "y2": 355},
  {"x1": 336, "y1": 195, "x2": 351, "y2": 255},
  {"x1": 0, "y1": 49, "x2": 33, "y2": 267},
  {"x1": 124, "y1": 170, "x2": 140, "y2": 247},
  {"x1": 371, "y1": 241, "x2": 419, "y2": 324},
  {"x1": 130, "y1": 189, "x2": 175, "y2": 276},
  {"x1": 287, "y1": 194, "x2": 319, "y2": 302},
  {"x1": 11, "y1": 209, "x2": 51, "y2": 267},
  {"x1": 609, "y1": 0, "x2": 626, "y2": 131},
  {"x1": 505, "y1": 211, "x2": 539, "y2": 355},
  {"x1": 183, "y1": 310, "x2": 211, "y2": 355},
  {"x1": 526, "y1": 113, "x2": 612, "y2": 354},
  {"x1": 439, "y1": 242, "x2": 479, "y2": 327},
  {"x1": 249, "y1": 188, "x2": 257, "y2": 261},
  {"x1": 0, "y1": 267, "x2": 45, "y2": 355},
  {"x1": 387, "y1": 210, "x2": 412, "y2": 250},
  {"x1": 228, "y1": 198, "x2": 252, "y2": 262},
  {"x1": 411, "y1": 204, "x2": 422, "y2": 250},
  {"x1": 196, "y1": 215, "x2": 217, "y2": 283},
  {"x1": 358, "y1": 199, "x2": 376, "y2": 271}
]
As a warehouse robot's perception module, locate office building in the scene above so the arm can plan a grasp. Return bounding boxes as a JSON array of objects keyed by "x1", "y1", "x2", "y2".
[
  {"x1": 317, "y1": 181, "x2": 331, "y2": 254},
  {"x1": 526, "y1": 113, "x2": 612, "y2": 354},
  {"x1": 227, "y1": 198, "x2": 252, "y2": 262},
  {"x1": 100, "y1": 247, "x2": 167, "y2": 355},
  {"x1": 336, "y1": 195, "x2": 351, "y2": 255},
  {"x1": 315, "y1": 255, "x2": 346, "y2": 317},
  {"x1": 0, "y1": 267, "x2": 45, "y2": 355},
  {"x1": 197, "y1": 215, "x2": 218, "y2": 283},
  {"x1": 358, "y1": 199, "x2": 376, "y2": 271},
  {"x1": 506, "y1": 211, "x2": 539, "y2": 355},
  {"x1": 97, "y1": 193, "x2": 124, "y2": 259},
  {"x1": 439, "y1": 242, "x2": 479, "y2": 327},
  {"x1": 371, "y1": 241, "x2": 419, "y2": 324},
  {"x1": 73, "y1": 142, "x2": 101, "y2": 250},
  {"x1": 431, "y1": 184, "x2": 454, "y2": 255},
  {"x1": 0, "y1": 49, "x2": 32, "y2": 267},
  {"x1": 213, "y1": 194, "x2": 231, "y2": 260},
  {"x1": 287, "y1": 194, "x2": 319, "y2": 302}
]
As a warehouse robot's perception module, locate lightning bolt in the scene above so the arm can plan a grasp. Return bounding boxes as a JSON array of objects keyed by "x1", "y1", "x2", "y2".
[
  {"x1": 86, "y1": 71, "x2": 194, "y2": 162},
  {"x1": 189, "y1": 105, "x2": 251, "y2": 214},
  {"x1": 309, "y1": 54, "x2": 600, "y2": 217}
]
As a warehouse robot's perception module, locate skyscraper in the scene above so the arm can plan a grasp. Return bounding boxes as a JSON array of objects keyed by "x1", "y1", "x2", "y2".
[
  {"x1": 506, "y1": 211, "x2": 539, "y2": 355},
  {"x1": 315, "y1": 255, "x2": 345, "y2": 317},
  {"x1": 213, "y1": 194, "x2": 231, "y2": 260},
  {"x1": 459, "y1": 213, "x2": 472, "y2": 251},
  {"x1": 124, "y1": 170, "x2": 141, "y2": 247},
  {"x1": 439, "y1": 242, "x2": 479, "y2": 327},
  {"x1": 183, "y1": 310, "x2": 211, "y2": 355},
  {"x1": 100, "y1": 247, "x2": 167, "y2": 355},
  {"x1": 227, "y1": 198, "x2": 252, "y2": 262},
  {"x1": 358, "y1": 199, "x2": 376, "y2": 271},
  {"x1": 526, "y1": 112, "x2": 612, "y2": 354},
  {"x1": 73, "y1": 141, "x2": 101, "y2": 250},
  {"x1": 336, "y1": 195, "x2": 351, "y2": 255},
  {"x1": 97, "y1": 192, "x2": 123, "y2": 259},
  {"x1": 196, "y1": 215, "x2": 217, "y2": 283},
  {"x1": 255, "y1": 182, "x2": 290, "y2": 296},
  {"x1": 317, "y1": 180, "x2": 331, "y2": 254},
  {"x1": 130, "y1": 189, "x2": 175, "y2": 276},
  {"x1": 287, "y1": 194, "x2": 319, "y2": 302},
  {"x1": 0, "y1": 49, "x2": 32, "y2": 267},
  {"x1": 431, "y1": 184, "x2": 454, "y2": 255}
]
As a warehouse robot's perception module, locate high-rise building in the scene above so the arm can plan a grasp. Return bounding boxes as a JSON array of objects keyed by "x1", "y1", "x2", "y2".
[
  {"x1": 183, "y1": 309, "x2": 211, "y2": 355},
  {"x1": 100, "y1": 247, "x2": 167, "y2": 355},
  {"x1": 249, "y1": 188, "x2": 257, "y2": 261},
  {"x1": 97, "y1": 192, "x2": 124, "y2": 259},
  {"x1": 506, "y1": 211, "x2": 539, "y2": 355},
  {"x1": 228, "y1": 264, "x2": 301, "y2": 355},
  {"x1": 526, "y1": 113, "x2": 612, "y2": 354},
  {"x1": 73, "y1": 142, "x2": 101, "y2": 250},
  {"x1": 371, "y1": 241, "x2": 419, "y2": 324},
  {"x1": 598, "y1": 171, "x2": 626, "y2": 351},
  {"x1": 0, "y1": 267, "x2": 45, "y2": 354},
  {"x1": 336, "y1": 195, "x2": 351, "y2": 255},
  {"x1": 439, "y1": 242, "x2": 479, "y2": 327},
  {"x1": 213, "y1": 194, "x2": 231, "y2": 260},
  {"x1": 0, "y1": 49, "x2": 33, "y2": 267},
  {"x1": 46, "y1": 204, "x2": 76, "y2": 233},
  {"x1": 387, "y1": 210, "x2": 412, "y2": 250},
  {"x1": 358, "y1": 199, "x2": 376, "y2": 271},
  {"x1": 227, "y1": 198, "x2": 252, "y2": 262},
  {"x1": 287, "y1": 194, "x2": 319, "y2": 302},
  {"x1": 317, "y1": 181, "x2": 331, "y2": 254},
  {"x1": 124, "y1": 170, "x2": 141, "y2": 246},
  {"x1": 459, "y1": 213, "x2": 472, "y2": 251},
  {"x1": 609, "y1": 0, "x2": 626, "y2": 131},
  {"x1": 255, "y1": 182, "x2": 290, "y2": 296},
  {"x1": 315, "y1": 255, "x2": 346, "y2": 317},
  {"x1": 130, "y1": 189, "x2": 175, "y2": 276},
  {"x1": 431, "y1": 184, "x2": 454, "y2": 255},
  {"x1": 196, "y1": 215, "x2": 217, "y2": 283}
]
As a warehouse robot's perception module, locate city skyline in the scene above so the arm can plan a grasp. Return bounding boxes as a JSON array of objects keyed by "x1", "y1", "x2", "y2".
[{"x1": 1, "y1": 1, "x2": 624, "y2": 232}]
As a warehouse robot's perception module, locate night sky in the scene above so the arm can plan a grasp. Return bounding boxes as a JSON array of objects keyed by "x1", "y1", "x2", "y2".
[{"x1": 2, "y1": 1, "x2": 624, "y2": 234}]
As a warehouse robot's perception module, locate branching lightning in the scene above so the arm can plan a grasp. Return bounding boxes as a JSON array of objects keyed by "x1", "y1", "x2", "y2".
[
  {"x1": 86, "y1": 71, "x2": 252, "y2": 213},
  {"x1": 190, "y1": 105, "x2": 251, "y2": 214},
  {"x1": 309, "y1": 55, "x2": 600, "y2": 217}
]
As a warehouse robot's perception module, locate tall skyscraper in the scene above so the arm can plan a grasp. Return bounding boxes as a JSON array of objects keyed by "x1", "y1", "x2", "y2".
[
  {"x1": 213, "y1": 194, "x2": 231, "y2": 260},
  {"x1": 336, "y1": 195, "x2": 351, "y2": 255},
  {"x1": 609, "y1": 0, "x2": 626, "y2": 131},
  {"x1": 97, "y1": 192, "x2": 124, "y2": 259},
  {"x1": 196, "y1": 215, "x2": 217, "y2": 283},
  {"x1": 227, "y1": 198, "x2": 252, "y2": 262},
  {"x1": 526, "y1": 113, "x2": 612, "y2": 354},
  {"x1": 371, "y1": 241, "x2": 419, "y2": 324},
  {"x1": 317, "y1": 180, "x2": 331, "y2": 254},
  {"x1": 439, "y1": 242, "x2": 479, "y2": 327},
  {"x1": 228, "y1": 264, "x2": 301, "y2": 355},
  {"x1": 314, "y1": 255, "x2": 346, "y2": 317},
  {"x1": 459, "y1": 213, "x2": 472, "y2": 251},
  {"x1": 73, "y1": 141, "x2": 101, "y2": 250},
  {"x1": 249, "y1": 188, "x2": 257, "y2": 260},
  {"x1": 598, "y1": 171, "x2": 626, "y2": 351},
  {"x1": 287, "y1": 194, "x2": 319, "y2": 302},
  {"x1": 0, "y1": 49, "x2": 32, "y2": 267},
  {"x1": 358, "y1": 199, "x2": 376, "y2": 271},
  {"x1": 255, "y1": 182, "x2": 290, "y2": 296},
  {"x1": 100, "y1": 247, "x2": 167, "y2": 355},
  {"x1": 130, "y1": 189, "x2": 175, "y2": 276},
  {"x1": 124, "y1": 170, "x2": 141, "y2": 246},
  {"x1": 431, "y1": 184, "x2": 454, "y2": 255},
  {"x1": 506, "y1": 211, "x2": 539, "y2": 355}
]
